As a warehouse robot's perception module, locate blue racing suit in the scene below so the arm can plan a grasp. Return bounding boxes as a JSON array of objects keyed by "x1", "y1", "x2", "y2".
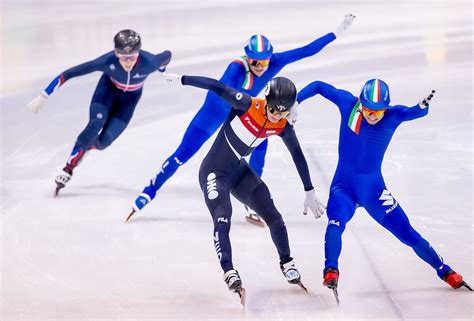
[
  {"x1": 140, "y1": 33, "x2": 336, "y2": 204},
  {"x1": 297, "y1": 80, "x2": 453, "y2": 279}
]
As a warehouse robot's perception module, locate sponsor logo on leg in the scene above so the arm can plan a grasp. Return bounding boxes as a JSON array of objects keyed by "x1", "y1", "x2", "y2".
[
  {"x1": 207, "y1": 172, "x2": 219, "y2": 200},
  {"x1": 328, "y1": 220, "x2": 340, "y2": 226},
  {"x1": 160, "y1": 160, "x2": 169, "y2": 174},
  {"x1": 217, "y1": 217, "x2": 228, "y2": 223},
  {"x1": 379, "y1": 189, "x2": 399, "y2": 213},
  {"x1": 214, "y1": 231, "x2": 222, "y2": 261}
]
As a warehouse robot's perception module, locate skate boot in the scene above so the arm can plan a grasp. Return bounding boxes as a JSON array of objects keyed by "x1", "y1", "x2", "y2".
[
  {"x1": 244, "y1": 205, "x2": 265, "y2": 228},
  {"x1": 280, "y1": 259, "x2": 307, "y2": 292},
  {"x1": 323, "y1": 267, "x2": 340, "y2": 305},
  {"x1": 323, "y1": 267, "x2": 339, "y2": 289},
  {"x1": 442, "y1": 270, "x2": 473, "y2": 291},
  {"x1": 223, "y1": 269, "x2": 246, "y2": 306},
  {"x1": 125, "y1": 181, "x2": 156, "y2": 222},
  {"x1": 54, "y1": 168, "x2": 73, "y2": 197}
]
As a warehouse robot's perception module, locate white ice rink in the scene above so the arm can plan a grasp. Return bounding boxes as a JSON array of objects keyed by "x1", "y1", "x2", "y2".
[{"x1": 1, "y1": 0, "x2": 473, "y2": 320}]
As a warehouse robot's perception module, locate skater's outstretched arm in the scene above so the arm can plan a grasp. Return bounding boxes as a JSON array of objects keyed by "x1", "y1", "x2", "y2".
[
  {"x1": 273, "y1": 14, "x2": 355, "y2": 66},
  {"x1": 297, "y1": 80, "x2": 355, "y2": 107},
  {"x1": 272, "y1": 33, "x2": 336, "y2": 66},
  {"x1": 28, "y1": 52, "x2": 113, "y2": 113},
  {"x1": 152, "y1": 50, "x2": 172, "y2": 72},
  {"x1": 392, "y1": 90, "x2": 434, "y2": 123},
  {"x1": 164, "y1": 74, "x2": 253, "y2": 111},
  {"x1": 46, "y1": 52, "x2": 112, "y2": 96}
]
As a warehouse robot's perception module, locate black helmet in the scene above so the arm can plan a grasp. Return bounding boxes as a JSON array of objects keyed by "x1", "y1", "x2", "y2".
[
  {"x1": 264, "y1": 77, "x2": 297, "y2": 112},
  {"x1": 114, "y1": 29, "x2": 141, "y2": 54}
]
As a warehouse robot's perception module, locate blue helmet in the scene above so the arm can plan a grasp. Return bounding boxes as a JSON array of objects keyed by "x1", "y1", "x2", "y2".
[
  {"x1": 359, "y1": 79, "x2": 390, "y2": 110},
  {"x1": 245, "y1": 35, "x2": 273, "y2": 60}
]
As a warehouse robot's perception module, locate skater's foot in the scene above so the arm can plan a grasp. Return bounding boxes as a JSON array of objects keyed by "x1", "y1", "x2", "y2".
[
  {"x1": 280, "y1": 259, "x2": 302, "y2": 284},
  {"x1": 54, "y1": 168, "x2": 72, "y2": 197},
  {"x1": 443, "y1": 270, "x2": 473, "y2": 291},
  {"x1": 126, "y1": 183, "x2": 156, "y2": 222},
  {"x1": 323, "y1": 267, "x2": 339, "y2": 289}
]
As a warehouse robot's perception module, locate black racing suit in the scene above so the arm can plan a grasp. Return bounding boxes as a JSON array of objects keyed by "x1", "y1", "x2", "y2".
[{"x1": 182, "y1": 75, "x2": 314, "y2": 272}]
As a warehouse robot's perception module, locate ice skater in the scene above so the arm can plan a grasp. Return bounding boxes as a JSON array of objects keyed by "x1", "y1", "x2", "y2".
[
  {"x1": 156, "y1": 73, "x2": 326, "y2": 304},
  {"x1": 129, "y1": 15, "x2": 355, "y2": 226},
  {"x1": 296, "y1": 78, "x2": 472, "y2": 303},
  {"x1": 27, "y1": 29, "x2": 171, "y2": 196}
]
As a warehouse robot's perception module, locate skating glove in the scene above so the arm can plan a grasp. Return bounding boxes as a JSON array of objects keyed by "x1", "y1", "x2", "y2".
[
  {"x1": 286, "y1": 102, "x2": 299, "y2": 125},
  {"x1": 334, "y1": 14, "x2": 356, "y2": 38},
  {"x1": 163, "y1": 73, "x2": 183, "y2": 87},
  {"x1": 418, "y1": 90, "x2": 435, "y2": 109},
  {"x1": 303, "y1": 189, "x2": 326, "y2": 219},
  {"x1": 27, "y1": 92, "x2": 48, "y2": 113}
]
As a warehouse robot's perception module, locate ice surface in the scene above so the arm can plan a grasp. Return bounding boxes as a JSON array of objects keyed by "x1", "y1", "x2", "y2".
[{"x1": 1, "y1": 1, "x2": 473, "y2": 320}]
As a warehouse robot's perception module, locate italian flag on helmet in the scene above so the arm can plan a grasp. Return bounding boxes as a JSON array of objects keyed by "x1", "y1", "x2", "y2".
[{"x1": 360, "y1": 78, "x2": 390, "y2": 111}]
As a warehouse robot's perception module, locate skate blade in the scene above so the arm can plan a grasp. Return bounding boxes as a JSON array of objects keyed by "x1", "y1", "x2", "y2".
[
  {"x1": 237, "y1": 287, "x2": 247, "y2": 307},
  {"x1": 324, "y1": 281, "x2": 340, "y2": 305},
  {"x1": 245, "y1": 215, "x2": 265, "y2": 228},
  {"x1": 297, "y1": 282, "x2": 309, "y2": 293},
  {"x1": 54, "y1": 183, "x2": 65, "y2": 198},
  {"x1": 332, "y1": 287, "x2": 340, "y2": 305},
  {"x1": 288, "y1": 279, "x2": 309, "y2": 293},
  {"x1": 460, "y1": 281, "x2": 473, "y2": 291},
  {"x1": 125, "y1": 209, "x2": 136, "y2": 223}
]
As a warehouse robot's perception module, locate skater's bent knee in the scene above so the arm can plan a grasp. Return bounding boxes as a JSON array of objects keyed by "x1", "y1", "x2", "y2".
[{"x1": 265, "y1": 213, "x2": 284, "y2": 228}]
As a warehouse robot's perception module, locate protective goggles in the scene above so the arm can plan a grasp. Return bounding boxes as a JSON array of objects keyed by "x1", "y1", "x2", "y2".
[
  {"x1": 117, "y1": 53, "x2": 139, "y2": 62},
  {"x1": 248, "y1": 58, "x2": 270, "y2": 67},
  {"x1": 362, "y1": 106, "x2": 386, "y2": 117},
  {"x1": 268, "y1": 106, "x2": 289, "y2": 116}
]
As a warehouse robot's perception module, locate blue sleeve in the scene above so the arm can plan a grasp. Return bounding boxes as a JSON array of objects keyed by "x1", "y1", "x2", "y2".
[
  {"x1": 61, "y1": 52, "x2": 111, "y2": 81},
  {"x1": 154, "y1": 50, "x2": 172, "y2": 72},
  {"x1": 218, "y1": 62, "x2": 245, "y2": 88},
  {"x1": 181, "y1": 75, "x2": 252, "y2": 111},
  {"x1": 272, "y1": 33, "x2": 336, "y2": 66},
  {"x1": 280, "y1": 124, "x2": 314, "y2": 191},
  {"x1": 297, "y1": 80, "x2": 355, "y2": 110},
  {"x1": 391, "y1": 104, "x2": 429, "y2": 124},
  {"x1": 44, "y1": 52, "x2": 111, "y2": 96}
]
